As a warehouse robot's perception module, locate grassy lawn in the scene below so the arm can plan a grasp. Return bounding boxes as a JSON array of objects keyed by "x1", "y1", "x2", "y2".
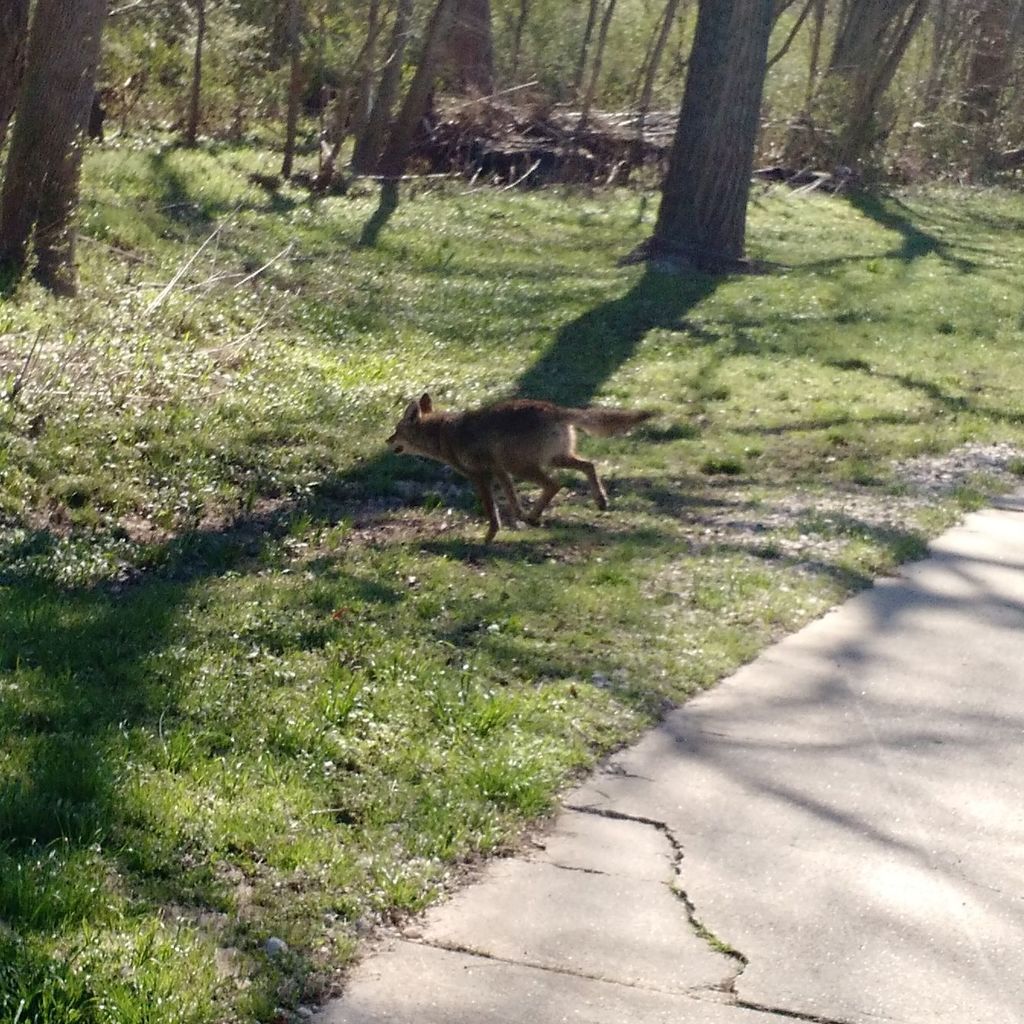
[{"x1": 2, "y1": 144, "x2": 1024, "y2": 1022}]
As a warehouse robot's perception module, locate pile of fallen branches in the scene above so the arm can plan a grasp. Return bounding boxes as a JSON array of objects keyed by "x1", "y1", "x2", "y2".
[{"x1": 407, "y1": 96, "x2": 677, "y2": 186}]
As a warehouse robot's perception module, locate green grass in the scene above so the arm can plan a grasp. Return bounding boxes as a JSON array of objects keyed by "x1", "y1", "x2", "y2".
[{"x1": 3, "y1": 143, "x2": 1024, "y2": 1021}]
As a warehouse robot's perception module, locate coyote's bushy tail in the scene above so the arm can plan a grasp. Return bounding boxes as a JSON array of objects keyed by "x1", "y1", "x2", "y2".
[{"x1": 568, "y1": 407, "x2": 655, "y2": 438}]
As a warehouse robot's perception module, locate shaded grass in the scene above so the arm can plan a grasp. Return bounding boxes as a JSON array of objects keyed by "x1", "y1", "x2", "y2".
[{"x1": 2, "y1": 146, "x2": 1024, "y2": 1021}]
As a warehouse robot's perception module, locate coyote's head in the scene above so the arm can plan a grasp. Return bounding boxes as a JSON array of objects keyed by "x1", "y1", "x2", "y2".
[{"x1": 386, "y1": 393, "x2": 437, "y2": 458}]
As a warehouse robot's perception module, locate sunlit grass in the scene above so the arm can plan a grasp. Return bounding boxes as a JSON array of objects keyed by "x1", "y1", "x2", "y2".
[{"x1": 2, "y1": 144, "x2": 1024, "y2": 1021}]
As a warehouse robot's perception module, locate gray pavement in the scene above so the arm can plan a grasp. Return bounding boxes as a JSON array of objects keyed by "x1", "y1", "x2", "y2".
[{"x1": 316, "y1": 497, "x2": 1024, "y2": 1024}]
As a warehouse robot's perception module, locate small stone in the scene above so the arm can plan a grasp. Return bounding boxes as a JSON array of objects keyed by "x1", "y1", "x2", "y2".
[{"x1": 265, "y1": 936, "x2": 289, "y2": 957}]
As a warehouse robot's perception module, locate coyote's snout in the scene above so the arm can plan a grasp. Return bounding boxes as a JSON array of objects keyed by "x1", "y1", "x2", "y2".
[{"x1": 387, "y1": 393, "x2": 653, "y2": 542}]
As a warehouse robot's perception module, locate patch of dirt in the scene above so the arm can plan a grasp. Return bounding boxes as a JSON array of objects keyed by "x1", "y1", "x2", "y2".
[{"x1": 695, "y1": 442, "x2": 1022, "y2": 566}]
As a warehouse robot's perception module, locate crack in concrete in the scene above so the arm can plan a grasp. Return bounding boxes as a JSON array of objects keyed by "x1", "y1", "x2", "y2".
[
  {"x1": 567, "y1": 802, "x2": 747, "y2": 990},
  {"x1": 545, "y1": 861, "x2": 609, "y2": 876},
  {"x1": 734, "y1": 998, "x2": 863, "y2": 1024},
  {"x1": 566, "y1": 802, "x2": 866, "y2": 1024},
  {"x1": 412, "y1": 935, "x2": 710, "y2": 999}
]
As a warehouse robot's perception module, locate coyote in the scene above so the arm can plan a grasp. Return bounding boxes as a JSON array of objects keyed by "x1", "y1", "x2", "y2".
[{"x1": 387, "y1": 394, "x2": 653, "y2": 542}]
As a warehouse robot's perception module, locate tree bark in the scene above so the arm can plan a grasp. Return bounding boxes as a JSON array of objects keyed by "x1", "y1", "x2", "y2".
[
  {"x1": 962, "y1": 0, "x2": 1021, "y2": 178},
  {"x1": 510, "y1": 0, "x2": 531, "y2": 78},
  {"x1": 376, "y1": 0, "x2": 462, "y2": 178},
  {"x1": 444, "y1": 0, "x2": 494, "y2": 95},
  {"x1": 352, "y1": 0, "x2": 414, "y2": 173},
  {"x1": 651, "y1": 0, "x2": 773, "y2": 271},
  {"x1": 0, "y1": 0, "x2": 108, "y2": 295},
  {"x1": 281, "y1": 0, "x2": 303, "y2": 178},
  {"x1": 577, "y1": 0, "x2": 618, "y2": 134},
  {"x1": 185, "y1": 0, "x2": 206, "y2": 146},
  {"x1": 962, "y1": 0, "x2": 1014, "y2": 126},
  {"x1": 831, "y1": 0, "x2": 929, "y2": 168},
  {"x1": 628, "y1": 0, "x2": 684, "y2": 174},
  {"x1": 0, "y1": 0, "x2": 30, "y2": 154},
  {"x1": 574, "y1": 0, "x2": 601, "y2": 95},
  {"x1": 351, "y1": 0, "x2": 383, "y2": 145},
  {"x1": 636, "y1": 0, "x2": 685, "y2": 124}
]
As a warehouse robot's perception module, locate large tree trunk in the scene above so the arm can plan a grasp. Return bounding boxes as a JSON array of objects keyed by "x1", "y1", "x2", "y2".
[
  {"x1": 281, "y1": 0, "x2": 303, "y2": 178},
  {"x1": 0, "y1": 0, "x2": 108, "y2": 295},
  {"x1": 0, "y1": 0, "x2": 30, "y2": 154},
  {"x1": 444, "y1": 0, "x2": 494, "y2": 95},
  {"x1": 650, "y1": 0, "x2": 773, "y2": 271},
  {"x1": 352, "y1": 0, "x2": 414, "y2": 174},
  {"x1": 185, "y1": 0, "x2": 206, "y2": 146}
]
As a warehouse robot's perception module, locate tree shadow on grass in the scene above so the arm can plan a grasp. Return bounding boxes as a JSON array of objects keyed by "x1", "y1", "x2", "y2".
[
  {"x1": 514, "y1": 268, "x2": 719, "y2": 406},
  {"x1": 845, "y1": 192, "x2": 977, "y2": 272}
]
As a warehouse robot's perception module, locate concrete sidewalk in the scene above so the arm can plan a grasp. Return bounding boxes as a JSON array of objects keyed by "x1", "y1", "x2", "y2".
[{"x1": 316, "y1": 497, "x2": 1024, "y2": 1024}]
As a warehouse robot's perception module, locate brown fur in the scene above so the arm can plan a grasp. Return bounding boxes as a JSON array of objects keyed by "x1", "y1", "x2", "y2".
[{"x1": 387, "y1": 394, "x2": 653, "y2": 542}]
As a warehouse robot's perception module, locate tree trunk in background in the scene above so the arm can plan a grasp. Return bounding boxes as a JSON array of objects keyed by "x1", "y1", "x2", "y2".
[
  {"x1": 574, "y1": 0, "x2": 601, "y2": 95},
  {"x1": 577, "y1": 0, "x2": 618, "y2": 133},
  {"x1": 963, "y1": 0, "x2": 1021, "y2": 178},
  {"x1": 315, "y1": 8, "x2": 386, "y2": 189},
  {"x1": 0, "y1": 0, "x2": 108, "y2": 295},
  {"x1": 352, "y1": 0, "x2": 413, "y2": 173},
  {"x1": 445, "y1": 0, "x2": 494, "y2": 95},
  {"x1": 185, "y1": 0, "x2": 206, "y2": 146},
  {"x1": 962, "y1": 0, "x2": 1014, "y2": 124},
  {"x1": 0, "y1": 0, "x2": 30, "y2": 154},
  {"x1": 281, "y1": 0, "x2": 303, "y2": 178},
  {"x1": 633, "y1": 0, "x2": 685, "y2": 151},
  {"x1": 510, "y1": 0, "x2": 532, "y2": 78},
  {"x1": 824, "y1": 0, "x2": 930, "y2": 168},
  {"x1": 375, "y1": 0, "x2": 462, "y2": 178},
  {"x1": 360, "y1": 0, "x2": 463, "y2": 245},
  {"x1": 351, "y1": 0, "x2": 383, "y2": 145},
  {"x1": 651, "y1": 0, "x2": 773, "y2": 271},
  {"x1": 804, "y1": 0, "x2": 826, "y2": 108}
]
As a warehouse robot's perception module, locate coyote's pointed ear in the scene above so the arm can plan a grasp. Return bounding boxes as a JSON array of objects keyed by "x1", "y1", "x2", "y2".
[
  {"x1": 419, "y1": 393, "x2": 433, "y2": 414},
  {"x1": 402, "y1": 400, "x2": 420, "y2": 422}
]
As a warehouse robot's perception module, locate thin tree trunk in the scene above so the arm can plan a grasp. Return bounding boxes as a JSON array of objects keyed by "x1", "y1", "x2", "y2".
[
  {"x1": 0, "y1": 0, "x2": 30, "y2": 154},
  {"x1": 577, "y1": 0, "x2": 618, "y2": 133},
  {"x1": 833, "y1": 0, "x2": 929, "y2": 167},
  {"x1": 651, "y1": 0, "x2": 774, "y2": 271},
  {"x1": 631, "y1": 0, "x2": 685, "y2": 169},
  {"x1": 766, "y1": 0, "x2": 815, "y2": 71},
  {"x1": 352, "y1": 0, "x2": 413, "y2": 173},
  {"x1": 376, "y1": 0, "x2": 462, "y2": 178},
  {"x1": 922, "y1": 0, "x2": 953, "y2": 116},
  {"x1": 317, "y1": 9, "x2": 394, "y2": 188},
  {"x1": 361, "y1": 0, "x2": 463, "y2": 245},
  {"x1": 281, "y1": 0, "x2": 303, "y2": 178},
  {"x1": 510, "y1": 0, "x2": 531, "y2": 78},
  {"x1": 0, "y1": 0, "x2": 109, "y2": 295},
  {"x1": 185, "y1": 0, "x2": 205, "y2": 146},
  {"x1": 574, "y1": 0, "x2": 601, "y2": 95},
  {"x1": 804, "y1": 0, "x2": 825, "y2": 108},
  {"x1": 351, "y1": 0, "x2": 383, "y2": 144},
  {"x1": 637, "y1": 0, "x2": 683, "y2": 115}
]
